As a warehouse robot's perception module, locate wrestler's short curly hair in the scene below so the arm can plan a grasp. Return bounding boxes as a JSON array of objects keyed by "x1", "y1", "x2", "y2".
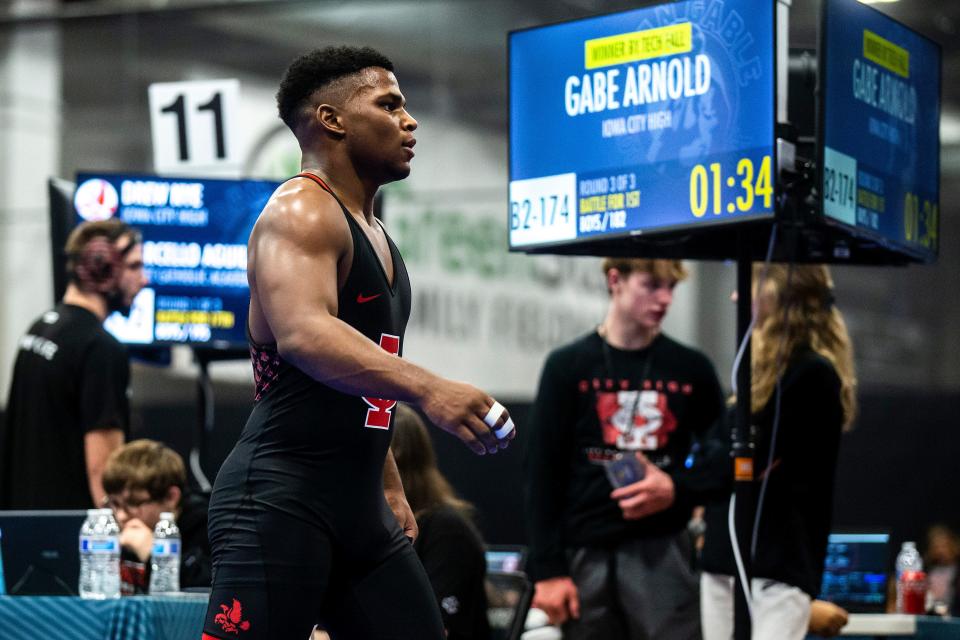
[{"x1": 276, "y1": 46, "x2": 395, "y2": 131}]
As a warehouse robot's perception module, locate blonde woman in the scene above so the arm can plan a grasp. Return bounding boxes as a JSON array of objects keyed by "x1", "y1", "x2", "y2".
[{"x1": 699, "y1": 264, "x2": 857, "y2": 640}]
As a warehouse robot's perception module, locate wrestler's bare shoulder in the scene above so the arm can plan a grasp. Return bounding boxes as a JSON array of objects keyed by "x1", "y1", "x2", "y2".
[{"x1": 251, "y1": 178, "x2": 348, "y2": 248}]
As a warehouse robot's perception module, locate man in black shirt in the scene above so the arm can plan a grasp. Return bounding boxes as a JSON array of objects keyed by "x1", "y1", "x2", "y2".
[
  {"x1": 0, "y1": 218, "x2": 146, "y2": 509},
  {"x1": 525, "y1": 258, "x2": 724, "y2": 640}
]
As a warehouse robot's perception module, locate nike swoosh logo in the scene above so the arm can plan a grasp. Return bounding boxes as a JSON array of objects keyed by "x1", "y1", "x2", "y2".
[{"x1": 356, "y1": 293, "x2": 382, "y2": 304}]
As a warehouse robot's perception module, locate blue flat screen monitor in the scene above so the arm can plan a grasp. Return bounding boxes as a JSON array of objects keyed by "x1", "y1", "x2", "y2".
[
  {"x1": 819, "y1": 532, "x2": 890, "y2": 613},
  {"x1": 0, "y1": 510, "x2": 88, "y2": 595},
  {"x1": 820, "y1": 0, "x2": 940, "y2": 263},
  {"x1": 508, "y1": 0, "x2": 776, "y2": 251},
  {"x1": 73, "y1": 173, "x2": 280, "y2": 349}
]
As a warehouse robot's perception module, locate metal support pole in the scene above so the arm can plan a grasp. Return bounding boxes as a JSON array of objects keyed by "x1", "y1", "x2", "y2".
[
  {"x1": 732, "y1": 236, "x2": 755, "y2": 640},
  {"x1": 191, "y1": 352, "x2": 214, "y2": 493}
]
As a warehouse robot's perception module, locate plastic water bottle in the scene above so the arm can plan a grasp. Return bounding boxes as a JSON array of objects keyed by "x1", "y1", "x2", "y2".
[
  {"x1": 79, "y1": 508, "x2": 121, "y2": 599},
  {"x1": 149, "y1": 512, "x2": 181, "y2": 594},
  {"x1": 895, "y1": 541, "x2": 924, "y2": 613}
]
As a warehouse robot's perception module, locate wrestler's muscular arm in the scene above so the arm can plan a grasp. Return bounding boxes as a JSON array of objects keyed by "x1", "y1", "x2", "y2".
[{"x1": 249, "y1": 183, "x2": 511, "y2": 455}]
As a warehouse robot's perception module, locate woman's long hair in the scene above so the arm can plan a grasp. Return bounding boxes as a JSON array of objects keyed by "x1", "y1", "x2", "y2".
[
  {"x1": 390, "y1": 404, "x2": 474, "y2": 517},
  {"x1": 751, "y1": 264, "x2": 858, "y2": 430}
]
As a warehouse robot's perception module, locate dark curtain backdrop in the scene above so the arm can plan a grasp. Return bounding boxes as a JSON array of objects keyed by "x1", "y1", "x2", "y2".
[{"x1": 106, "y1": 387, "x2": 959, "y2": 553}]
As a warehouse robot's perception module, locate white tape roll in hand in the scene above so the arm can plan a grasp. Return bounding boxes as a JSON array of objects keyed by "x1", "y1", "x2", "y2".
[{"x1": 483, "y1": 401, "x2": 515, "y2": 439}]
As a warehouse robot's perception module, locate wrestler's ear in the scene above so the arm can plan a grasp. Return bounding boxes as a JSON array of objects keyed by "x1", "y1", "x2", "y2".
[{"x1": 316, "y1": 103, "x2": 345, "y2": 138}]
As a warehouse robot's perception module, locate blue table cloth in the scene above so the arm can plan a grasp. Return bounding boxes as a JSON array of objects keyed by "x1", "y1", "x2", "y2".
[
  {"x1": 0, "y1": 594, "x2": 207, "y2": 640},
  {"x1": 808, "y1": 615, "x2": 960, "y2": 639}
]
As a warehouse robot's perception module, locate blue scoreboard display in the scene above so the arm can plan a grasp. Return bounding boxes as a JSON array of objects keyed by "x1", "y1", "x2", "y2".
[
  {"x1": 73, "y1": 173, "x2": 279, "y2": 348},
  {"x1": 508, "y1": 0, "x2": 776, "y2": 251},
  {"x1": 820, "y1": 0, "x2": 940, "y2": 262}
]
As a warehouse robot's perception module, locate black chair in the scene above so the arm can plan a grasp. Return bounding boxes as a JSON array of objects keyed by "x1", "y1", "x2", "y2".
[{"x1": 486, "y1": 570, "x2": 534, "y2": 640}]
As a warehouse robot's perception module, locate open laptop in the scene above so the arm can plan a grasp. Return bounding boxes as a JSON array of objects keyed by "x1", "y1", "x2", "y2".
[
  {"x1": 485, "y1": 545, "x2": 527, "y2": 574},
  {"x1": 0, "y1": 510, "x2": 87, "y2": 595},
  {"x1": 819, "y1": 531, "x2": 891, "y2": 613}
]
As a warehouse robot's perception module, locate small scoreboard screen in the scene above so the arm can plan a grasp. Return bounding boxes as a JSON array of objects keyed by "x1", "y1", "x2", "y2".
[
  {"x1": 73, "y1": 172, "x2": 279, "y2": 348},
  {"x1": 820, "y1": 0, "x2": 940, "y2": 262}
]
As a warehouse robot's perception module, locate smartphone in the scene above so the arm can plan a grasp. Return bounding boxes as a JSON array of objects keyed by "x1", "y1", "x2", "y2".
[{"x1": 603, "y1": 453, "x2": 646, "y2": 488}]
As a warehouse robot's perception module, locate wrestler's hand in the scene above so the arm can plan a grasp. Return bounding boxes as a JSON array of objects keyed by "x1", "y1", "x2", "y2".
[
  {"x1": 809, "y1": 600, "x2": 849, "y2": 637},
  {"x1": 386, "y1": 490, "x2": 418, "y2": 542},
  {"x1": 610, "y1": 453, "x2": 675, "y2": 520},
  {"x1": 533, "y1": 576, "x2": 580, "y2": 626},
  {"x1": 119, "y1": 517, "x2": 154, "y2": 563},
  {"x1": 419, "y1": 379, "x2": 515, "y2": 455}
]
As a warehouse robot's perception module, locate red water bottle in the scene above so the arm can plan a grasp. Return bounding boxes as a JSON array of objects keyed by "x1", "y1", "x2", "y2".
[
  {"x1": 895, "y1": 541, "x2": 924, "y2": 614},
  {"x1": 900, "y1": 570, "x2": 927, "y2": 614}
]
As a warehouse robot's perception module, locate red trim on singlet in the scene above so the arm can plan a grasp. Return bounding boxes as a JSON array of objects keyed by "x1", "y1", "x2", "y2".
[
  {"x1": 297, "y1": 171, "x2": 397, "y2": 291},
  {"x1": 202, "y1": 633, "x2": 224, "y2": 640},
  {"x1": 295, "y1": 171, "x2": 334, "y2": 193}
]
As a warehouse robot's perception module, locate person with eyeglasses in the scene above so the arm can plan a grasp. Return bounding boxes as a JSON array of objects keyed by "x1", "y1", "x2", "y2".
[{"x1": 102, "y1": 439, "x2": 211, "y2": 594}]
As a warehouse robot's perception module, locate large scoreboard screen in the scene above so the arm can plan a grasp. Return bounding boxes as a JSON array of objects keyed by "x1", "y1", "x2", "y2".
[
  {"x1": 508, "y1": 0, "x2": 776, "y2": 252},
  {"x1": 820, "y1": 0, "x2": 940, "y2": 262},
  {"x1": 73, "y1": 173, "x2": 279, "y2": 349}
]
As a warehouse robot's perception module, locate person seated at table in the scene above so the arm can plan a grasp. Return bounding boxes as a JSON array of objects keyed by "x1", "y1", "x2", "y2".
[
  {"x1": 390, "y1": 404, "x2": 491, "y2": 640},
  {"x1": 808, "y1": 600, "x2": 849, "y2": 637},
  {"x1": 924, "y1": 523, "x2": 960, "y2": 616},
  {"x1": 102, "y1": 439, "x2": 211, "y2": 593}
]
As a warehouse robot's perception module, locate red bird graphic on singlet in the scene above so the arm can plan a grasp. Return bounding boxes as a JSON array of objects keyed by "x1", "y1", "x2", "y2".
[
  {"x1": 595, "y1": 390, "x2": 677, "y2": 450},
  {"x1": 214, "y1": 598, "x2": 251, "y2": 634}
]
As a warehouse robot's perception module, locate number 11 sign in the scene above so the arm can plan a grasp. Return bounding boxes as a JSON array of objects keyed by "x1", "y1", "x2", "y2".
[{"x1": 149, "y1": 79, "x2": 240, "y2": 173}]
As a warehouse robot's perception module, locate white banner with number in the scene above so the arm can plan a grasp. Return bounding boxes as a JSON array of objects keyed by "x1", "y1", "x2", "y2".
[
  {"x1": 384, "y1": 188, "x2": 608, "y2": 399},
  {"x1": 149, "y1": 79, "x2": 240, "y2": 173}
]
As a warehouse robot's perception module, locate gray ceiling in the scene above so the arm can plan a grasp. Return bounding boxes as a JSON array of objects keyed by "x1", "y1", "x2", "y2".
[{"x1": 8, "y1": 0, "x2": 960, "y2": 151}]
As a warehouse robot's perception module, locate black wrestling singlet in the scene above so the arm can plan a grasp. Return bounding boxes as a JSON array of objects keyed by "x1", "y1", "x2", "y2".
[
  {"x1": 202, "y1": 173, "x2": 442, "y2": 640},
  {"x1": 216, "y1": 170, "x2": 412, "y2": 544}
]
